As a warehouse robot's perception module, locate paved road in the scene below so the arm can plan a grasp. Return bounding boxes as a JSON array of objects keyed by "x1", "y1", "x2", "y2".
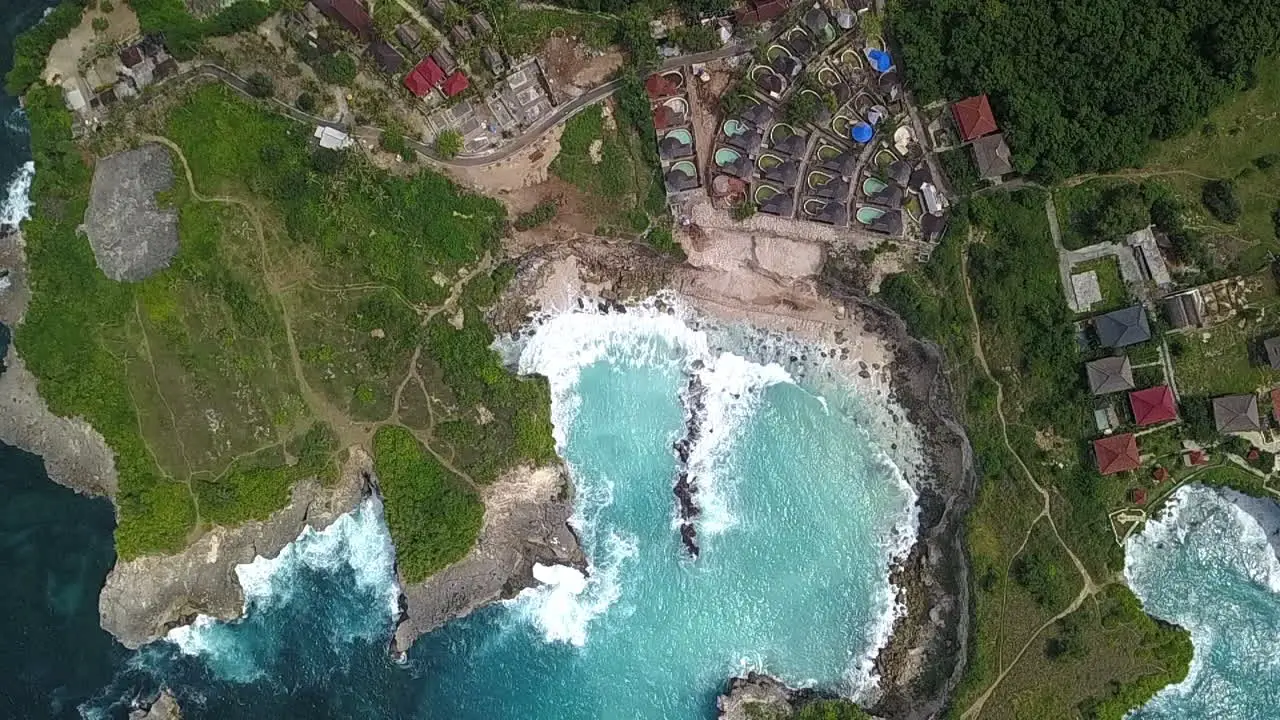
[{"x1": 182, "y1": 40, "x2": 753, "y2": 168}]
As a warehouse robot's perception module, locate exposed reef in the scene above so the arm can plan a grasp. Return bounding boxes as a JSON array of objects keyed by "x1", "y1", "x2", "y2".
[{"x1": 672, "y1": 362, "x2": 707, "y2": 558}]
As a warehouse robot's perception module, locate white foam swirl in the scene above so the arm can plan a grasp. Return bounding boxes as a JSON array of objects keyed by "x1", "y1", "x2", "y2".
[{"x1": 1, "y1": 161, "x2": 34, "y2": 227}]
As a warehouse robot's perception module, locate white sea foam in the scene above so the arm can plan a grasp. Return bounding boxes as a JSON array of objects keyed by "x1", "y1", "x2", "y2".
[
  {"x1": 1, "y1": 160, "x2": 35, "y2": 227},
  {"x1": 511, "y1": 293, "x2": 795, "y2": 538},
  {"x1": 1124, "y1": 485, "x2": 1280, "y2": 716},
  {"x1": 686, "y1": 351, "x2": 794, "y2": 535},
  {"x1": 509, "y1": 531, "x2": 638, "y2": 647},
  {"x1": 164, "y1": 498, "x2": 401, "y2": 671}
]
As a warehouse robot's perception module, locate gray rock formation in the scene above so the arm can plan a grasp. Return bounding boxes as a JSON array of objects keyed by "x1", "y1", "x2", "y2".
[
  {"x1": 100, "y1": 451, "x2": 368, "y2": 648},
  {"x1": 83, "y1": 143, "x2": 179, "y2": 282},
  {"x1": 716, "y1": 674, "x2": 795, "y2": 720},
  {"x1": 0, "y1": 229, "x2": 118, "y2": 497},
  {"x1": 129, "y1": 690, "x2": 181, "y2": 720},
  {"x1": 392, "y1": 464, "x2": 585, "y2": 653}
]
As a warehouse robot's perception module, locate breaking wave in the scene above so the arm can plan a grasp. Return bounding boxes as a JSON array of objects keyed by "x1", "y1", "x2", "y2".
[
  {"x1": 164, "y1": 498, "x2": 401, "y2": 681},
  {"x1": 1124, "y1": 484, "x2": 1280, "y2": 718},
  {"x1": 1, "y1": 160, "x2": 34, "y2": 227}
]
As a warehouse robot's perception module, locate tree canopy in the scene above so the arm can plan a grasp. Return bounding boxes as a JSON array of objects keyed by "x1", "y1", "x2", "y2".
[{"x1": 890, "y1": 0, "x2": 1280, "y2": 180}]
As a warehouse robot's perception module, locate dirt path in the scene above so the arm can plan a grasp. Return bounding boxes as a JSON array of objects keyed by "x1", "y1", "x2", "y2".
[
  {"x1": 141, "y1": 133, "x2": 374, "y2": 450},
  {"x1": 957, "y1": 230, "x2": 1105, "y2": 720}
]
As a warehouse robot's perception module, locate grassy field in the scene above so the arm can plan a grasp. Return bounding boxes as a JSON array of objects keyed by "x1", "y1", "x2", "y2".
[
  {"x1": 1167, "y1": 274, "x2": 1280, "y2": 397},
  {"x1": 551, "y1": 102, "x2": 664, "y2": 236},
  {"x1": 879, "y1": 192, "x2": 1193, "y2": 720},
  {"x1": 19, "y1": 82, "x2": 552, "y2": 568},
  {"x1": 1136, "y1": 53, "x2": 1280, "y2": 272}
]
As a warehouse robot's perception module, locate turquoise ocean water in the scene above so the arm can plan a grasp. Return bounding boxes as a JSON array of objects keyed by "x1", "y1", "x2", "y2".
[
  {"x1": 82, "y1": 302, "x2": 919, "y2": 718},
  {"x1": 1125, "y1": 484, "x2": 1280, "y2": 718}
]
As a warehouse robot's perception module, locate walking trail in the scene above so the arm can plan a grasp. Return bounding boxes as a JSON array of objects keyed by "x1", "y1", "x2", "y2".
[{"x1": 957, "y1": 230, "x2": 1106, "y2": 720}]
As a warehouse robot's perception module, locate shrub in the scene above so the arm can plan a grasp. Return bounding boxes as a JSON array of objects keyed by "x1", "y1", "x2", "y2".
[
  {"x1": 92, "y1": 16, "x2": 109, "y2": 31},
  {"x1": 670, "y1": 24, "x2": 719, "y2": 52},
  {"x1": 783, "y1": 90, "x2": 821, "y2": 126},
  {"x1": 372, "y1": 426, "x2": 483, "y2": 582},
  {"x1": 246, "y1": 72, "x2": 274, "y2": 98},
  {"x1": 1254, "y1": 153, "x2": 1280, "y2": 170},
  {"x1": 1201, "y1": 179, "x2": 1241, "y2": 223},
  {"x1": 435, "y1": 129, "x2": 463, "y2": 159},
  {"x1": 314, "y1": 52, "x2": 357, "y2": 85},
  {"x1": 310, "y1": 147, "x2": 344, "y2": 173},
  {"x1": 1092, "y1": 185, "x2": 1150, "y2": 238},
  {"x1": 730, "y1": 201, "x2": 756, "y2": 221},
  {"x1": 295, "y1": 91, "x2": 316, "y2": 113},
  {"x1": 101, "y1": 0, "x2": 114, "y2": 10},
  {"x1": 514, "y1": 201, "x2": 558, "y2": 231}
]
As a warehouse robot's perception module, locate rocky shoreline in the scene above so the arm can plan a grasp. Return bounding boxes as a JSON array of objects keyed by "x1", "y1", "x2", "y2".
[{"x1": 390, "y1": 464, "x2": 586, "y2": 654}]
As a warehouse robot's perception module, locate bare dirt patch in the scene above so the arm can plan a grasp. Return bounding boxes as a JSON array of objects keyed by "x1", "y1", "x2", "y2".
[
  {"x1": 84, "y1": 143, "x2": 179, "y2": 281},
  {"x1": 539, "y1": 37, "x2": 624, "y2": 101},
  {"x1": 448, "y1": 122, "x2": 566, "y2": 202},
  {"x1": 43, "y1": 2, "x2": 141, "y2": 84}
]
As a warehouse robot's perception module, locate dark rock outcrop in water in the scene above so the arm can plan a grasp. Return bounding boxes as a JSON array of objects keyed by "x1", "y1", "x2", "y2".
[
  {"x1": 129, "y1": 689, "x2": 182, "y2": 720},
  {"x1": 671, "y1": 363, "x2": 708, "y2": 558},
  {"x1": 717, "y1": 673, "x2": 887, "y2": 720}
]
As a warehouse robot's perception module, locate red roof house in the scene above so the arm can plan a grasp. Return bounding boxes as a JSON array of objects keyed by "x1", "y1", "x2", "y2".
[
  {"x1": 1271, "y1": 388, "x2": 1280, "y2": 423},
  {"x1": 441, "y1": 71, "x2": 470, "y2": 98},
  {"x1": 645, "y1": 73, "x2": 679, "y2": 100},
  {"x1": 1130, "y1": 487, "x2": 1148, "y2": 505},
  {"x1": 1153, "y1": 466, "x2": 1169, "y2": 482},
  {"x1": 1129, "y1": 386, "x2": 1178, "y2": 426},
  {"x1": 1186, "y1": 449, "x2": 1208, "y2": 466},
  {"x1": 404, "y1": 57, "x2": 445, "y2": 97},
  {"x1": 1095, "y1": 433, "x2": 1140, "y2": 475},
  {"x1": 952, "y1": 94, "x2": 997, "y2": 142}
]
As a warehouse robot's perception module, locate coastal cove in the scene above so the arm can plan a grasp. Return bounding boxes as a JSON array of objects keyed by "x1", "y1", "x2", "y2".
[{"x1": 10, "y1": 0, "x2": 1280, "y2": 717}]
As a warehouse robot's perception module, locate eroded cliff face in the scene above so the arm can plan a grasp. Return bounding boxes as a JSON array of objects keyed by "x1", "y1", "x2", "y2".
[
  {"x1": 0, "y1": 230, "x2": 118, "y2": 498},
  {"x1": 99, "y1": 450, "x2": 369, "y2": 649},
  {"x1": 391, "y1": 464, "x2": 585, "y2": 654}
]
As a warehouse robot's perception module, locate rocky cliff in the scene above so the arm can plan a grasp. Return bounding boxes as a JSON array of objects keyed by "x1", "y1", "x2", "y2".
[
  {"x1": 391, "y1": 464, "x2": 585, "y2": 653},
  {"x1": 99, "y1": 451, "x2": 369, "y2": 648}
]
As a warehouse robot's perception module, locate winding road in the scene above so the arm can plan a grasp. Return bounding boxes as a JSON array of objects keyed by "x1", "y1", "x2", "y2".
[{"x1": 181, "y1": 41, "x2": 753, "y2": 168}]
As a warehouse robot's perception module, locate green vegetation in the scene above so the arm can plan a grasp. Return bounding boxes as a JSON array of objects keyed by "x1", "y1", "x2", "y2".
[
  {"x1": 550, "y1": 96, "x2": 665, "y2": 238},
  {"x1": 6, "y1": 0, "x2": 88, "y2": 95},
  {"x1": 938, "y1": 148, "x2": 979, "y2": 196},
  {"x1": 91, "y1": 16, "x2": 109, "y2": 32},
  {"x1": 783, "y1": 91, "x2": 821, "y2": 127},
  {"x1": 514, "y1": 201, "x2": 558, "y2": 231},
  {"x1": 246, "y1": 72, "x2": 274, "y2": 98},
  {"x1": 18, "y1": 86, "x2": 196, "y2": 557},
  {"x1": 891, "y1": 0, "x2": 1280, "y2": 179},
  {"x1": 314, "y1": 52, "x2": 358, "y2": 86},
  {"x1": 1201, "y1": 179, "x2": 1241, "y2": 224},
  {"x1": 486, "y1": 0, "x2": 620, "y2": 57},
  {"x1": 378, "y1": 126, "x2": 416, "y2": 163},
  {"x1": 1072, "y1": 257, "x2": 1127, "y2": 312},
  {"x1": 19, "y1": 81, "x2": 545, "y2": 565},
  {"x1": 877, "y1": 191, "x2": 1193, "y2": 720},
  {"x1": 670, "y1": 24, "x2": 720, "y2": 52},
  {"x1": 731, "y1": 201, "x2": 757, "y2": 222},
  {"x1": 435, "y1": 129, "x2": 463, "y2": 159},
  {"x1": 372, "y1": 426, "x2": 483, "y2": 582},
  {"x1": 130, "y1": 0, "x2": 281, "y2": 58},
  {"x1": 422, "y1": 307, "x2": 557, "y2": 483},
  {"x1": 1139, "y1": 54, "x2": 1280, "y2": 271}
]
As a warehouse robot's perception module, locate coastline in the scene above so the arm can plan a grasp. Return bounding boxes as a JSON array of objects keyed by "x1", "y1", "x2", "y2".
[
  {"x1": 497, "y1": 238, "x2": 975, "y2": 716},
  {"x1": 0, "y1": 228, "x2": 118, "y2": 497}
]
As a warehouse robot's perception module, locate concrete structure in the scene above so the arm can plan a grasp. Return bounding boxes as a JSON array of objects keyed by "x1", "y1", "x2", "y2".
[
  {"x1": 1162, "y1": 290, "x2": 1204, "y2": 329},
  {"x1": 1126, "y1": 226, "x2": 1173, "y2": 290},
  {"x1": 314, "y1": 126, "x2": 353, "y2": 150},
  {"x1": 1071, "y1": 271, "x2": 1103, "y2": 310}
]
